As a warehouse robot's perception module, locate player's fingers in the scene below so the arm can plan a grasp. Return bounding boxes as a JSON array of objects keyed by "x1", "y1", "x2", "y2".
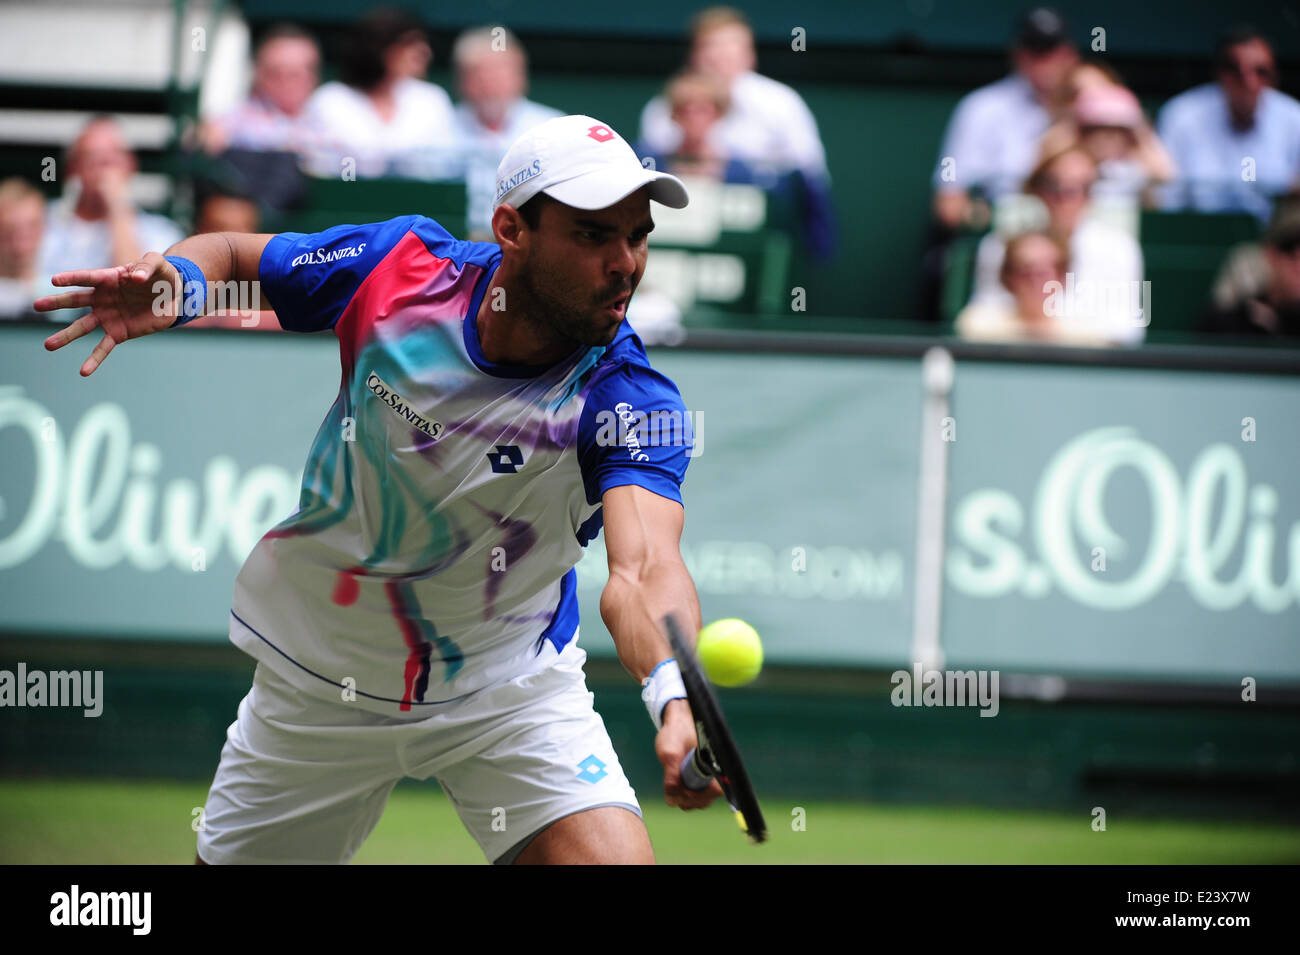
[
  {"x1": 666, "y1": 777, "x2": 724, "y2": 810},
  {"x1": 33, "y1": 288, "x2": 96, "y2": 313},
  {"x1": 122, "y1": 252, "x2": 167, "y2": 284},
  {"x1": 44, "y1": 311, "x2": 102, "y2": 352},
  {"x1": 80, "y1": 331, "x2": 118, "y2": 377},
  {"x1": 50, "y1": 266, "x2": 124, "y2": 288}
]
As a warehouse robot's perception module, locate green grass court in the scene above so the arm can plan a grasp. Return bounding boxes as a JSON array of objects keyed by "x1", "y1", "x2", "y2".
[{"x1": 2, "y1": 778, "x2": 1298, "y2": 864}]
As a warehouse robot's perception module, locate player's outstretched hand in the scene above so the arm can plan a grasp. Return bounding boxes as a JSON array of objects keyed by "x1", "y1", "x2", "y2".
[
  {"x1": 656, "y1": 698, "x2": 724, "y2": 810},
  {"x1": 35, "y1": 252, "x2": 182, "y2": 377}
]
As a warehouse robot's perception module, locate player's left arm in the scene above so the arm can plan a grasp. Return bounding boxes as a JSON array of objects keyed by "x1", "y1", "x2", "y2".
[{"x1": 599, "y1": 484, "x2": 722, "y2": 810}]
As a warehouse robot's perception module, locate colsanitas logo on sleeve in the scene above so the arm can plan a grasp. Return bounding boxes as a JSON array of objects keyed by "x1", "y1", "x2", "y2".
[{"x1": 291, "y1": 244, "x2": 367, "y2": 267}]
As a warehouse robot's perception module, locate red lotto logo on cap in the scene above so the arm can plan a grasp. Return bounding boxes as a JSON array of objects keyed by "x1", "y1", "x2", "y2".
[{"x1": 587, "y1": 124, "x2": 615, "y2": 143}]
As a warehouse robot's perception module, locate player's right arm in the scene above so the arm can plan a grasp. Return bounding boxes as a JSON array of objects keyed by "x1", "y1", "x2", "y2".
[{"x1": 36, "y1": 231, "x2": 274, "y2": 377}]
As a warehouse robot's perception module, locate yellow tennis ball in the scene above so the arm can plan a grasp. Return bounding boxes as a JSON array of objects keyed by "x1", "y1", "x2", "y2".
[{"x1": 696, "y1": 618, "x2": 763, "y2": 687}]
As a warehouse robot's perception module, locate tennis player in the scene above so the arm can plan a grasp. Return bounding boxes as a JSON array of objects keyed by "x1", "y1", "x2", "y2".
[{"x1": 36, "y1": 114, "x2": 722, "y2": 864}]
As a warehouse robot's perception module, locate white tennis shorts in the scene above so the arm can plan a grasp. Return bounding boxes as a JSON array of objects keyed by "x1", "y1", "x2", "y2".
[{"x1": 196, "y1": 640, "x2": 641, "y2": 864}]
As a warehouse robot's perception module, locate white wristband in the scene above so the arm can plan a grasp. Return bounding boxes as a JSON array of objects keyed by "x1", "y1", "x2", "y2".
[{"x1": 641, "y1": 658, "x2": 687, "y2": 731}]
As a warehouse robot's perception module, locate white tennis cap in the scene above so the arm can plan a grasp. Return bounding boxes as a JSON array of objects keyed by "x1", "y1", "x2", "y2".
[{"x1": 492, "y1": 114, "x2": 689, "y2": 215}]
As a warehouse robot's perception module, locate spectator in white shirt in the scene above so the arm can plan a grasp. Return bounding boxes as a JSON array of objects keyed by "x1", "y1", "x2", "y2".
[
  {"x1": 638, "y1": 6, "x2": 835, "y2": 257},
  {"x1": 37, "y1": 116, "x2": 184, "y2": 288},
  {"x1": 0, "y1": 179, "x2": 48, "y2": 319},
  {"x1": 302, "y1": 8, "x2": 456, "y2": 179},
  {"x1": 931, "y1": 8, "x2": 1079, "y2": 230},
  {"x1": 449, "y1": 27, "x2": 561, "y2": 239},
  {"x1": 639, "y1": 6, "x2": 828, "y2": 179},
  {"x1": 968, "y1": 145, "x2": 1145, "y2": 344},
  {"x1": 199, "y1": 24, "x2": 321, "y2": 156},
  {"x1": 1156, "y1": 25, "x2": 1300, "y2": 222}
]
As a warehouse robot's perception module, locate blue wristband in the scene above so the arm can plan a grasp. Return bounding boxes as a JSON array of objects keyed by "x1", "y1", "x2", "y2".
[{"x1": 164, "y1": 255, "x2": 206, "y2": 326}]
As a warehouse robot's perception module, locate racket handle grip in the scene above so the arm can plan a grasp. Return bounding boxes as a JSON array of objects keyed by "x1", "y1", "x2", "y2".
[{"x1": 680, "y1": 748, "x2": 712, "y2": 791}]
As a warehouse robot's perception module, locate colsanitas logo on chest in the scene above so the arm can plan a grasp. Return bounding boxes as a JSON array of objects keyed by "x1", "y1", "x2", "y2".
[{"x1": 366, "y1": 372, "x2": 444, "y2": 441}]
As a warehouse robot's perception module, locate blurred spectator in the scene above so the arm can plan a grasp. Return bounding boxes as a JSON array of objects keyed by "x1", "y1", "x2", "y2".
[
  {"x1": 194, "y1": 181, "x2": 260, "y2": 234},
  {"x1": 182, "y1": 183, "x2": 278, "y2": 332},
  {"x1": 1157, "y1": 25, "x2": 1300, "y2": 222},
  {"x1": 302, "y1": 8, "x2": 456, "y2": 179},
  {"x1": 198, "y1": 24, "x2": 320, "y2": 155},
  {"x1": 38, "y1": 116, "x2": 184, "y2": 282},
  {"x1": 956, "y1": 231, "x2": 1111, "y2": 344},
  {"x1": 1041, "y1": 60, "x2": 1122, "y2": 134},
  {"x1": 640, "y1": 72, "x2": 755, "y2": 182},
  {"x1": 968, "y1": 146, "x2": 1145, "y2": 344},
  {"x1": 450, "y1": 26, "x2": 560, "y2": 239},
  {"x1": 1038, "y1": 67, "x2": 1175, "y2": 206},
  {"x1": 637, "y1": 6, "x2": 835, "y2": 258},
  {"x1": 1201, "y1": 196, "x2": 1300, "y2": 338},
  {"x1": 640, "y1": 7, "x2": 828, "y2": 179},
  {"x1": 0, "y1": 179, "x2": 47, "y2": 319},
  {"x1": 931, "y1": 8, "x2": 1079, "y2": 230}
]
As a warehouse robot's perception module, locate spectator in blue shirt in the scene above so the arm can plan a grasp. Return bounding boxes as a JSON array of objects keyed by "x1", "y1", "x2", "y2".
[
  {"x1": 931, "y1": 7, "x2": 1079, "y2": 231},
  {"x1": 1157, "y1": 25, "x2": 1300, "y2": 222}
]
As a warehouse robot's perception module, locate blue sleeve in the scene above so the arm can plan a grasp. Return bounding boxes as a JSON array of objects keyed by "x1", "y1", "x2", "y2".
[
  {"x1": 257, "y1": 215, "x2": 422, "y2": 332},
  {"x1": 576, "y1": 362, "x2": 694, "y2": 506}
]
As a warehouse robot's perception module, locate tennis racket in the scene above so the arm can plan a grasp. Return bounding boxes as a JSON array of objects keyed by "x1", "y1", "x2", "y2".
[{"x1": 662, "y1": 613, "x2": 767, "y2": 844}]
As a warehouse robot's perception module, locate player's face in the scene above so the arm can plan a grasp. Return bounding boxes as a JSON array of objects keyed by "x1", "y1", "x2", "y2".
[{"x1": 519, "y1": 189, "x2": 655, "y2": 348}]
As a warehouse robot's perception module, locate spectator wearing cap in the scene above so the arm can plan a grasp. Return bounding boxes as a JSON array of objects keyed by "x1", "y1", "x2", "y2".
[
  {"x1": 967, "y1": 145, "x2": 1145, "y2": 344},
  {"x1": 637, "y1": 6, "x2": 835, "y2": 258},
  {"x1": 199, "y1": 24, "x2": 321, "y2": 155},
  {"x1": 1157, "y1": 25, "x2": 1300, "y2": 222},
  {"x1": 1037, "y1": 71, "x2": 1175, "y2": 207},
  {"x1": 0, "y1": 178, "x2": 48, "y2": 319},
  {"x1": 1201, "y1": 195, "x2": 1300, "y2": 338},
  {"x1": 38, "y1": 116, "x2": 184, "y2": 283},
  {"x1": 931, "y1": 7, "x2": 1079, "y2": 230},
  {"x1": 449, "y1": 27, "x2": 561, "y2": 240},
  {"x1": 302, "y1": 7, "x2": 456, "y2": 179}
]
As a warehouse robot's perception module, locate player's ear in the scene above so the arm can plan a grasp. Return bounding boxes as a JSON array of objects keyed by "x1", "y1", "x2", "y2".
[{"x1": 493, "y1": 204, "x2": 527, "y2": 254}]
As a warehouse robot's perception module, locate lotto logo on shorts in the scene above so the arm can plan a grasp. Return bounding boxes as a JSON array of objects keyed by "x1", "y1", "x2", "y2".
[{"x1": 575, "y1": 754, "x2": 608, "y2": 783}]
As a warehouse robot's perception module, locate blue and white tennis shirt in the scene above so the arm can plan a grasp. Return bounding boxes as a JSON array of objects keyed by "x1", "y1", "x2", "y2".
[{"x1": 229, "y1": 215, "x2": 693, "y2": 716}]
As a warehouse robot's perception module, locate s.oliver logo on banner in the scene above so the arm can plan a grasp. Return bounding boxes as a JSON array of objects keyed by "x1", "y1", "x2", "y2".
[
  {"x1": 0, "y1": 388, "x2": 299, "y2": 572},
  {"x1": 947, "y1": 427, "x2": 1298, "y2": 612}
]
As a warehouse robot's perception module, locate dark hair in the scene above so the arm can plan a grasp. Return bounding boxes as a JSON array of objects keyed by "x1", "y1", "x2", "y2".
[
  {"x1": 194, "y1": 177, "x2": 257, "y2": 208},
  {"x1": 516, "y1": 192, "x2": 553, "y2": 230},
  {"x1": 339, "y1": 7, "x2": 427, "y2": 91},
  {"x1": 255, "y1": 22, "x2": 318, "y2": 57},
  {"x1": 1214, "y1": 24, "x2": 1270, "y2": 71}
]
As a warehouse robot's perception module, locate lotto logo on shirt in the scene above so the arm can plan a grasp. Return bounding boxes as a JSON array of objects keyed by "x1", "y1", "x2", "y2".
[
  {"x1": 290, "y1": 243, "x2": 367, "y2": 267},
  {"x1": 365, "y1": 372, "x2": 444, "y2": 441}
]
